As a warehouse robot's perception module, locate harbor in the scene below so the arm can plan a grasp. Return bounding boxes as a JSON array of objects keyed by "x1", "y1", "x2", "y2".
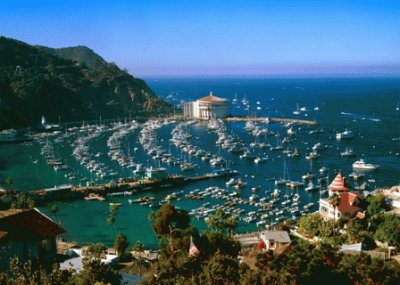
[{"x1": 1, "y1": 78, "x2": 400, "y2": 248}]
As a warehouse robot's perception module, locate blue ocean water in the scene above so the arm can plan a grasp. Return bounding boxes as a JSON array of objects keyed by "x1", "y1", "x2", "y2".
[{"x1": 1, "y1": 77, "x2": 400, "y2": 248}]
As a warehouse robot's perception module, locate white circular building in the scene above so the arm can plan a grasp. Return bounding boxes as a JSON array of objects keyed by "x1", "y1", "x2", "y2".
[{"x1": 183, "y1": 92, "x2": 229, "y2": 119}]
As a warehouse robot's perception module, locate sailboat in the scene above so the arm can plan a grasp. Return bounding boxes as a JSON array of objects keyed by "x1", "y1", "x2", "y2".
[
  {"x1": 293, "y1": 103, "x2": 300, "y2": 115},
  {"x1": 232, "y1": 93, "x2": 238, "y2": 104},
  {"x1": 275, "y1": 157, "x2": 290, "y2": 186}
]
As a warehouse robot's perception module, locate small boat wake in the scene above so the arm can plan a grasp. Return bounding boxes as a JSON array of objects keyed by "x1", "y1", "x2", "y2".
[{"x1": 341, "y1": 112, "x2": 381, "y2": 122}]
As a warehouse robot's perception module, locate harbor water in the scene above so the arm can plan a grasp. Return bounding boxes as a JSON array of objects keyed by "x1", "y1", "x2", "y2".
[{"x1": 1, "y1": 77, "x2": 400, "y2": 248}]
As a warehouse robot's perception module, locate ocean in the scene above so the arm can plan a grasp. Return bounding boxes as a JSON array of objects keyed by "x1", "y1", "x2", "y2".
[{"x1": 1, "y1": 77, "x2": 400, "y2": 248}]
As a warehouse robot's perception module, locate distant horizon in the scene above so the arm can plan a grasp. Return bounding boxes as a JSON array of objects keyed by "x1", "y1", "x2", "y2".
[{"x1": 1, "y1": 0, "x2": 400, "y2": 77}]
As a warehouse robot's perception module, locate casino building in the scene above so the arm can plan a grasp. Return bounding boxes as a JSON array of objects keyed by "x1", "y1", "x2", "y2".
[{"x1": 183, "y1": 92, "x2": 230, "y2": 119}]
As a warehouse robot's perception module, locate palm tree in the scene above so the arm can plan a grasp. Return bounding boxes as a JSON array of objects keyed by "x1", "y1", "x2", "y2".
[
  {"x1": 132, "y1": 256, "x2": 151, "y2": 277},
  {"x1": 5, "y1": 177, "x2": 13, "y2": 193},
  {"x1": 225, "y1": 216, "x2": 237, "y2": 237},
  {"x1": 329, "y1": 193, "x2": 341, "y2": 235}
]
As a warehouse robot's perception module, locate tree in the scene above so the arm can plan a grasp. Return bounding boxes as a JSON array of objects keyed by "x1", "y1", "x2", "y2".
[
  {"x1": 200, "y1": 253, "x2": 240, "y2": 285},
  {"x1": 367, "y1": 192, "x2": 391, "y2": 217},
  {"x1": 114, "y1": 233, "x2": 129, "y2": 256},
  {"x1": 11, "y1": 194, "x2": 35, "y2": 209},
  {"x1": 329, "y1": 193, "x2": 341, "y2": 222},
  {"x1": 298, "y1": 214, "x2": 323, "y2": 238},
  {"x1": 329, "y1": 193, "x2": 341, "y2": 236},
  {"x1": 346, "y1": 219, "x2": 367, "y2": 243},
  {"x1": 374, "y1": 214, "x2": 400, "y2": 246},
  {"x1": 132, "y1": 241, "x2": 145, "y2": 252},
  {"x1": 5, "y1": 176, "x2": 13, "y2": 192},
  {"x1": 3, "y1": 256, "x2": 74, "y2": 285},
  {"x1": 130, "y1": 256, "x2": 151, "y2": 277},
  {"x1": 206, "y1": 208, "x2": 237, "y2": 236},
  {"x1": 87, "y1": 243, "x2": 107, "y2": 258},
  {"x1": 149, "y1": 203, "x2": 191, "y2": 255},
  {"x1": 72, "y1": 258, "x2": 121, "y2": 285}
]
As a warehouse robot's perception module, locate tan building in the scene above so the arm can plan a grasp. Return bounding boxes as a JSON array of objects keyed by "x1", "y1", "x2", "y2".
[{"x1": 183, "y1": 92, "x2": 229, "y2": 119}]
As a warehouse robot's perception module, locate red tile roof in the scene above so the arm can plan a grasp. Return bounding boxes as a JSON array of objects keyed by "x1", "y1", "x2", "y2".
[
  {"x1": 355, "y1": 212, "x2": 366, "y2": 219},
  {"x1": 337, "y1": 192, "x2": 363, "y2": 213},
  {"x1": 0, "y1": 208, "x2": 64, "y2": 241},
  {"x1": 197, "y1": 93, "x2": 226, "y2": 103}
]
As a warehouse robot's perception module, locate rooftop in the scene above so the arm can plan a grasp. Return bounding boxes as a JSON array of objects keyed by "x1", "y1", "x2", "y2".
[
  {"x1": 0, "y1": 208, "x2": 65, "y2": 240},
  {"x1": 197, "y1": 92, "x2": 227, "y2": 103},
  {"x1": 329, "y1": 172, "x2": 350, "y2": 192},
  {"x1": 260, "y1": 230, "x2": 291, "y2": 243}
]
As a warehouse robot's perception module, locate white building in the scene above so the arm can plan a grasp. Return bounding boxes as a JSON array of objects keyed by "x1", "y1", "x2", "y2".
[
  {"x1": 183, "y1": 92, "x2": 229, "y2": 119},
  {"x1": 319, "y1": 172, "x2": 364, "y2": 221}
]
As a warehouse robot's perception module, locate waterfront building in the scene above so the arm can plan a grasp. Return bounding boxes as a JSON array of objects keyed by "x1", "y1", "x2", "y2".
[
  {"x1": 0, "y1": 208, "x2": 65, "y2": 271},
  {"x1": 145, "y1": 167, "x2": 168, "y2": 181},
  {"x1": 319, "y1": 173, "x2": 364, "y2": 221},
  {"x1": 183, "y1": 92, "x2": 230, "y2": 119}
]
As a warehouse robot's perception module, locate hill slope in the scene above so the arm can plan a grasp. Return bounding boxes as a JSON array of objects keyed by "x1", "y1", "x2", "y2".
[{"x1": 0, "y1": 36, "x2": 171, "y2": 129}]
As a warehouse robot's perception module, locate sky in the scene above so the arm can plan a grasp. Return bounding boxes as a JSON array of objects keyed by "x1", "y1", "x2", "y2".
[{"x1": 1, "y1": 0, "x2": 400, "y2": 77}]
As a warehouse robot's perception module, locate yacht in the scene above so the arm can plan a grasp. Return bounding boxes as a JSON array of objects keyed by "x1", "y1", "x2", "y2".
[
  {"x1": 254, "y1": 156, "x2": 268, "y2": 164},
  {"x1": 336, "y1": 129, "x2": 354, "y2": 140},
  {"x1": 341, "y1": 148, "x2": 356, "y2": 157},
  {"x1": 352, "y1": 159, "x2": 379, "y2": 170}
]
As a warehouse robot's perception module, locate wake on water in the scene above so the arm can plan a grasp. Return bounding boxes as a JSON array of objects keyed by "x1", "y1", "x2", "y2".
[{"x1": 341, "y1": 112, "x2": 381, "y2": 122}]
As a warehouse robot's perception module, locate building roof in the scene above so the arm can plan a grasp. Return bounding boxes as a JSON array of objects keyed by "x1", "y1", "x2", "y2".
[
  {"x1": 337, "y1": 192, "x2": 363, "y2": 213},
  {"x1": 260, "y1": 231, "x2": 291, "y2": 244},
  {"x1": 0, "y1": 231, "x2": 8, "y2": 240},
  {"x1": 197, "y1": 92, "x2": 227, "y2": 103},
  {"x1": 0, "y1": 208, "x2": 64, "y2": 241},
  {"x1": 329, "y1": 172, "x2": 350, "y2": 192}
]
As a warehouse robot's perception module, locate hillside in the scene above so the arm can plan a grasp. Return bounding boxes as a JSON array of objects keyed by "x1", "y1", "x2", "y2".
[
  {"x1": 35, "y1": 45, "x2": 107, "y2": 67},
  {"x1": 0, "y1": 36, "x2": 171, "y2": 130}
]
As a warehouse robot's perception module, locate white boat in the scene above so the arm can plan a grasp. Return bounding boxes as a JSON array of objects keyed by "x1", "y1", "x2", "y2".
[
  {"x1": 181, "y1": 162, "x2": 197, "y2": 171},
  {"x1": 293, "y1": 103, "x2": 300, "y2": 115},
  {"x1": 336, "y1": 129, "x2": 354, "y2": 140},
  {"x1": 341, "y1": 147, "x2": 356, "y2": 157},
  {"x1": 0, "y1": 129, "x2": 17, "y2": 142},
  {"x1": 254, "y1": 156, "x2": 268, "y2": 164},
  {"x1": 352, "y1": 159, "x2": 379, "y2": 170},
  {"x1": 226, "y1": 178, "x2": 237, "y2": 186}
]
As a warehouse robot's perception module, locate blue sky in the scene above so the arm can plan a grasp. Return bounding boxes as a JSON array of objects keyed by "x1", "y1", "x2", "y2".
[{"x1": 1, "y1": 0, "x2": 399, "y2": 76}]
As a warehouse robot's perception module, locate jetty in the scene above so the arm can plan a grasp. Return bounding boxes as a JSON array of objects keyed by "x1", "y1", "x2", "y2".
[
  {"x1": 26, "y1": 170, "x2": 238, "y2": 204},
  {"x1": 225, "y1": 116, "x2": 318, "y2": 126}
]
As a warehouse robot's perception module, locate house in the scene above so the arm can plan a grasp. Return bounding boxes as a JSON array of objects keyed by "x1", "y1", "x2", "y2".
[
  {"x1": 319, "y1": 172, "x2": 364, "y2": 221},
  {"x1": 320, "y1": 192, "x2": 364, "y2": 220},
  {"x1": 259, "y1": 231, "x2": 291, "y2": 252},
  {"x1": 0, "y1": 208, "x2": 65, "y2": 271}
]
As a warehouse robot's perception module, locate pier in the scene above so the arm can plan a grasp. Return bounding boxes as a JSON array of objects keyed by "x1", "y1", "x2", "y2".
[
  {"x1": 26, "y1": 171, "x2": 238, "y2": 204},
  {"x1": 225, "y1": 116, "x2": 318, "y2": 126}
]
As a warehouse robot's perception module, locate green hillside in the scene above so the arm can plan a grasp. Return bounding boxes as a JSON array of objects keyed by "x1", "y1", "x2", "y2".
[{"x1": 0, "y1": 36, "x2": 171, "y2": 130}]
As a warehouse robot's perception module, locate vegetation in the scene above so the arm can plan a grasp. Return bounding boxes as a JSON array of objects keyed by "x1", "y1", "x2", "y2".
[
  {"x1": 10, "y1": 194, "x2": 35, "y2": 209},
  {"x1": 0, "y1": 36, "x2": 171, "y2": 130},
  {"x1": 114, "y1": 233, "x2": 129, "y2": 256},
  {"x1": 374, "y1": 214, "x2": 400, "y2": 246},
  {"x1": 87, "y1": 243, "x2": 107, "y2": 258},
  {"x1": 206, "y1": 208, "x2": 237, "y2": 236}
]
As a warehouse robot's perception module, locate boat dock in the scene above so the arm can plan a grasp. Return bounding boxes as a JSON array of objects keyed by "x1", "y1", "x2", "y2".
[
  {"x1": 225, "y1": 116, "x2": 318, "y2": 126},
  {"x1": 26, "y1": 171, "x2": 239, "y2": 204}
]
